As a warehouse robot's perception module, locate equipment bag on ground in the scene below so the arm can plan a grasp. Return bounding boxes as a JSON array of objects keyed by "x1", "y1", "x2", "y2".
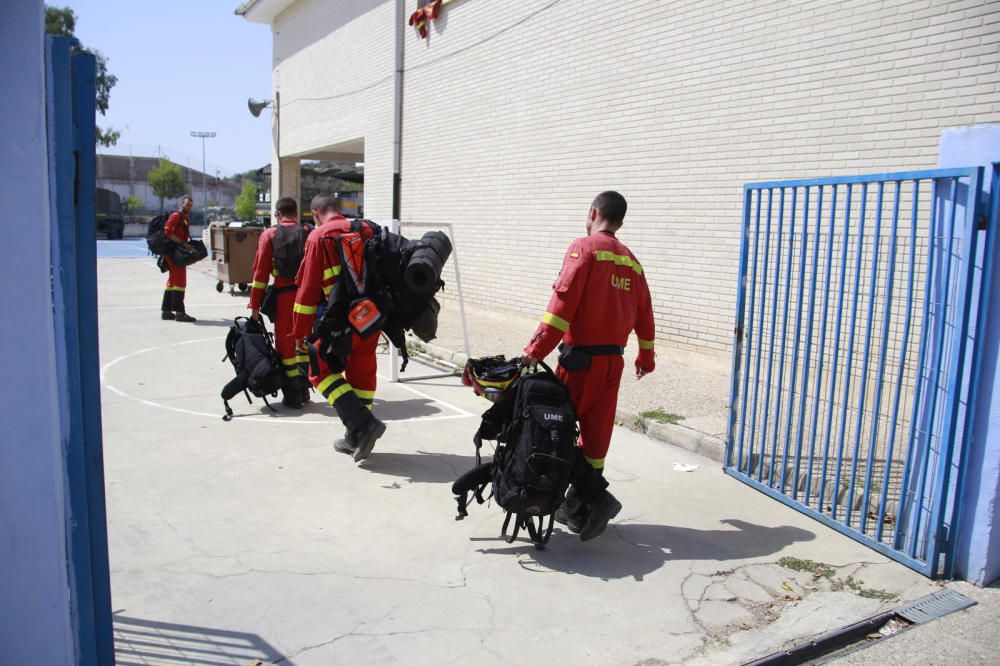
[
  {"x1": 452, "y1": 360, "x2": 580, "y2": 548},
  {"x1": 221, "y1": 316, "x2": 285, "y2": 420}
]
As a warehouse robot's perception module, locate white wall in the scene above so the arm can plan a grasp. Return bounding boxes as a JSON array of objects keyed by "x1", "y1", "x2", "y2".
[
  {"x1": 0, "y1": 2, "x2": 75, "y2": 663},
  {"x1": 269, "y1": 0, "x2": 1000, "y2": 358}
]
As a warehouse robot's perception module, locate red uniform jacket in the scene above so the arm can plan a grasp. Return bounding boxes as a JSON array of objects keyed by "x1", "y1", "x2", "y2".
[
  {"x1": 164, "y1": 211, "x2": 190, "y2": 243},
  {"x1": 524, "y1": 231, "x2": 656, "y2": 369},
  {"x1": 291, "y1": 215, "x2": 374, "y2": 340},
  {"x1": 249, "y1": 220, "x2": 311, "y2": 311}
]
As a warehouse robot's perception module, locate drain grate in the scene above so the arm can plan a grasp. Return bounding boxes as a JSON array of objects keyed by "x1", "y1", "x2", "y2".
[{"x1": 894, "y1": 588, "x2": 976, "y2": 624}]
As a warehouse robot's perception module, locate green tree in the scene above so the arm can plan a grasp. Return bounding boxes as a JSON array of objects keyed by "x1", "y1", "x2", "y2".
[
  {"x1": 234, "y1": 182, "x2": 259, "y2": 220},
  {"x1": 148, "y1": 159, "x2": 187, "y2": 211},
  {"x1": 45, "y1": 6, "x2": 120, "y2": 147},
  {"x1": 206, "y1": 199, "x2": 219, "y2": 207},
  {"x1": 123, "y1": 194, "x2": 144, "y2": 211}
]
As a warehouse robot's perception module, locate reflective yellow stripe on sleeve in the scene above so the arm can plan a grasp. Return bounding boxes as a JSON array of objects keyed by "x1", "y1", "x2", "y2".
[
  {"x1": 252, "y1": 280, "x2": 267, "y2": 290},
  {"x1": 594, "y1": 251, "x2": 643, "y2": 275},
  {"x1": 322, "y1": 266, "x2": 341, "y2": 280},
  {"x1": 542, "y1": 312, "x2": 570, "y2": 333},
  {"x1": 293, "y1": 302, "x2": 317, "y2": 315},
  {"x1": 638, "y1": 338, "x2": 655, "y2": 350}
]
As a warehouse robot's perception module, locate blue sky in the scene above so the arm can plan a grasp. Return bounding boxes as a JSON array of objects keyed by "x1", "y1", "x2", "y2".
[{"x1": 61, "y1": 0, "x2": 273, "y2": 176}]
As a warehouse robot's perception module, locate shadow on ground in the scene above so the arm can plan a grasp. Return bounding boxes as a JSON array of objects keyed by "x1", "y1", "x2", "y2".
[
  {"x1": 362, "y1": 450, "x2": 479, "y2": 485},
  {"x1": 113, "y1": 613, "x2": 291, "y2": 665},
  {"x1": 474, "y1": 518, "x2": 815, "y2": 581}
]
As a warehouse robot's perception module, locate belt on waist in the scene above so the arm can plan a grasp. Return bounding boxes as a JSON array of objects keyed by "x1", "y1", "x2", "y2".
[{"x1": 560, "y1": 344, "x2": 624, "y2": 356}]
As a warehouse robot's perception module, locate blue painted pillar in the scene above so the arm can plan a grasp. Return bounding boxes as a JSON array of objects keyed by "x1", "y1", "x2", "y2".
[{"x1": 941, "y1": 125, "x2": 1000, "y2": 585}]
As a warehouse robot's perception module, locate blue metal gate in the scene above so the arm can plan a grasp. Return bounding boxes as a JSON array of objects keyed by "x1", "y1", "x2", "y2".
[{"x1": 725, "y1": 167, "x2": 995, "y2": 577}]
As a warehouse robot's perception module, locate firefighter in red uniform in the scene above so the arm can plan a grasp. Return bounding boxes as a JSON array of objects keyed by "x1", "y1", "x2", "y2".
[
  {"x1": 523, "y1": 191, "x2": 656, "y2": 540},
  {"x1": 160, "y1": 195, "x2": 196, "y2": 322},
  {"x1": 292, "y1": 194, "x2": 385, "y2": 462},
  {"x1": 249, "y1": 197, "x2": 312, "y2": 408}
]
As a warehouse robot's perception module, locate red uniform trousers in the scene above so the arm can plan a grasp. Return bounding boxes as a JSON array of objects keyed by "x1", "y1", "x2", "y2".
[
  {"x1": 557, "y1": 354, "x2": 624, "y2": 469},
  {"x1": 308, "y1": 332, "x2": 379, "y2": 410},
  {"x1": 272, "y1": 289, "x2": 306, "y2": 381},
  {"x1": 162, "y1": 257, "x2": 188, "y2": 312}
]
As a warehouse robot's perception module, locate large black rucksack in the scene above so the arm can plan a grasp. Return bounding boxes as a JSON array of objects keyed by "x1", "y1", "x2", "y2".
[
  {"x1": 146, "y1": 213, "x2": 174, "y2": 255},
  {"x1": 453, "y1": 363, "x2": 580, "y2": 547},
  {"x1": 272, "y1": 223, "x2": 308, "y2": 279},
  {"x1": 221, "y1": 317, "x2": 285, "y2": 420}
]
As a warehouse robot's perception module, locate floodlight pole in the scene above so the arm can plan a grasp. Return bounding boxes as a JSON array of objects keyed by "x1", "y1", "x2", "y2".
[{"x1": 190, "y1": 131, "x2": 216, "y2": 209}]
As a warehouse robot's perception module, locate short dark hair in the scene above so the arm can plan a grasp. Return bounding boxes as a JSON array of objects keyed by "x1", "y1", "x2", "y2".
[
  {"x1": 180, "y1": 195, "x2": 193, "y2": 205},
  {"x1": 592, "y1": 191, "x2": 627, "y2": 226},
  {"x1": 275, "y1": 197, "x2": 298, "y2": 218},
  {"x1": 310, "y1": 193, "x2": 340, "y2": 214}
]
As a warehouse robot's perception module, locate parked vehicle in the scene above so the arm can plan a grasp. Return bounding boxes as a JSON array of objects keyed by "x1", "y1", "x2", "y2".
[{"x1": 95, "y1": 187, "x2": 125, "y2": 239}]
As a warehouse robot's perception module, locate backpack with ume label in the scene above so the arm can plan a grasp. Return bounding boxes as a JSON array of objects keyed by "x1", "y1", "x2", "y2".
[
  {"x1": 453, "y1": 362, "x2": 579, "y2": 548},
  {"x1": 146, "y1": 213, "x2": 174, "y2": 255},
  {"x1": 272, "y1": 223, "x2": 309, "y2": 279}
]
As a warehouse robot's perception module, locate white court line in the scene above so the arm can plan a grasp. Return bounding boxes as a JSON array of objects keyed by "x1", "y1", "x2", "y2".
[{"x1": 100, "y1": 336, "x2": 475, "y2": 424}]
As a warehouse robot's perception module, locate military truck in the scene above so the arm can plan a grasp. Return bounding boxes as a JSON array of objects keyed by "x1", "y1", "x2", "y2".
[{"x1": 95, "y1": 187, "x2": 125, "y2": 239}]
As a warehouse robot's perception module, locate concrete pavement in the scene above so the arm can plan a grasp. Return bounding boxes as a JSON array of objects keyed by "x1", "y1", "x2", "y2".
[{"x1": 98, "y1": 251, "x2": 972, "y2": 665}]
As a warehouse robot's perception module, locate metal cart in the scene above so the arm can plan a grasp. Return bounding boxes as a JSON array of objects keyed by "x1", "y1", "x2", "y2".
[{"x1": 210, "y1": 224, "x2": 263, "y2": 294}]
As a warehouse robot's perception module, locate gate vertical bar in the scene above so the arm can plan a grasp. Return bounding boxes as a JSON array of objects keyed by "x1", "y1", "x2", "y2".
[
  {"x1": 71, "y1": 46, "x2": 114, "y2": 664},
  {"x1": 736, "y1": 190, "x2": 764, "y2": 473},
  {"x1": 726, "y1": 187, "x2": 755, "y2": 468},
  {"x1": 862, "y1": 180, "x2": 902, "y2": 536},
  {"x1": 833, "y1": 184, "x2": 867, "y2": 521},
  {"x1": 895, "y1": 181, "x2": 938, "y2": 553},
  {"x1": 946, "y1": 163, "x2": 999, "y2": 576},
  {"x1": 820, "y1": 184, "x2": 853, "y2": 511},
  {"x1": 747, "y1": 190, "x2": 773, "y2": 477},
  {"x1": 786, "y1": 187, "x2": 810, "y2": 498},
  {"x1": 926, "y1": 167, "x2": 984, "y2": 574},
  {"x1": 878, "y1": 180, "x2": 920, "y2": 542},
  {"x1": 846, "y1": 182, "x2": 884, "y2": 528},
  {"x1": 768, "y1": 189, "x2": 792, "y2": 486},
  {"x1": 908, "y1": 179, "x2": 960, "y2": 560}
]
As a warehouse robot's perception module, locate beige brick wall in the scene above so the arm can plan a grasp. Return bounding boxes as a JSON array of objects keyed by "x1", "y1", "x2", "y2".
[
  {"x1": 270, "y1": 0, "x2": 1000, "y2": 357},
  {"x1": 272, "y1": 0, "x2": 397, "y2": 218}
]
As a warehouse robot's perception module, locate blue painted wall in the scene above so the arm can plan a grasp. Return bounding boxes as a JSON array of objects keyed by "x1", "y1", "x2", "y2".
[
  {"x1": 0, "y1": 1, "x2": 77, "y2": 663},
  {"x1": 941, "y1": 125, "x2": 1000, "y2": 585}
]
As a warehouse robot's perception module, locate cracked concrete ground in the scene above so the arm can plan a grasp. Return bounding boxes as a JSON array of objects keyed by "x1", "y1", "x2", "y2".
[{"x1": 100, "y1": 251, "x2": 950, "y2": 665}]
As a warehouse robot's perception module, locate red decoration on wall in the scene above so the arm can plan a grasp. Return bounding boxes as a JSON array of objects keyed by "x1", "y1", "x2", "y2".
[{"x1": 408, "y1": 0, "x2": 443, "y2": 39}]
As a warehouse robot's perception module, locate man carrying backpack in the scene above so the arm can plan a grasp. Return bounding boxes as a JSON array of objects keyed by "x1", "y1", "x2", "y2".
[
  {"x1": 249, "y1": 197, "x2": 312, "y2": 408},
  {"x1": 160, "y1": 195, "x2": 196, "y2": 322},
  {"x1": 522, "y1": 191, "x2": 657, "y2": 540},
  {"x1": 292, "y1": 194, "x2": 385, "y2": 462}
]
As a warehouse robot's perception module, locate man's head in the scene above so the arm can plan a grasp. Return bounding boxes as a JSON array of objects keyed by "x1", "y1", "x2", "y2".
[
  {"x1": 310, "y1": 193, "x2": 341, "y2": 223},
  {"x1": 179, "y1": 195, "x2": 194, "y2": 214},
  {"x1": 275, "y1": 197, "x2": 298, "y2": 221},
  {"x1": 587, "y1": 191, "x2": 627, "y2": 235}
]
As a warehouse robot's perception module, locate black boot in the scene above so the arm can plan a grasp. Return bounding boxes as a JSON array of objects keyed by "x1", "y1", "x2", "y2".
[
  {"x1": 554, "y1": 486, "x2": 587, "y2": 534},
  {"x1": 161, "y1": 291, "x2": 175, "y2": 319},
  {"x1": 173, "y1": 291, "x2": 196, "y2": 322},
  {"x1": 350, "y1": 415, "x2": 386, "y2": 462},
  {"x1": 580, "y1": 490, "x2": 622, "y2": 542}
]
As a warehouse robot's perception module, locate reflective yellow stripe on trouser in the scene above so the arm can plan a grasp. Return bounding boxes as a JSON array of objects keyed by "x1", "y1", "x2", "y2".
[
  {"x1": 585, "y1": 456, "x2": 605, "y2": 470},
  {"x1": 281, "y1": 356, "x2": 302, "y2": 378},
  {"x1": 354, "y1": 388, "x2": 376, "y2": 410},
  {"x1": 316, "y1": 373, "x2": 354, "y2": 405}
]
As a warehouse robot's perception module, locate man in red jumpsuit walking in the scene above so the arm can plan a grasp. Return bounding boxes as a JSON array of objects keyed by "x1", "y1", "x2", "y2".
[
  {"x1": 161, "y1": 195, "x2": 196, "y2": 322},
  {"x1": 249, "y1": 197, "x2": 312, "y2": 408},
  {"x1": 522, "y1": 191, "x2": 656, "y2": 540},
  {"x1": 292, "y1": 194, "x2": 385, "y2": 462}
]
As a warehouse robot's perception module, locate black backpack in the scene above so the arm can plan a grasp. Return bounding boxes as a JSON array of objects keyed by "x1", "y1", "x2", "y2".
[
  {"x1": 272, "y1": 223, "x2": 308, "y2": 279},
  {"x1": 220, "y1": 317, "x2": 285, "y2": 420},
  {"x1": 146, "y1": 213, "x2": 174, "y2": 255},
  {"x1": 453, "y1": 363, "x2": 580, "y2": 548}
]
